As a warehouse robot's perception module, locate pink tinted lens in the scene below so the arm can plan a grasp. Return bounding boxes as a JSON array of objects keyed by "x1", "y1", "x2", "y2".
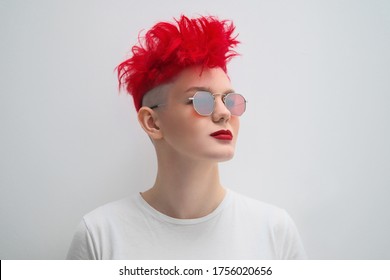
[{"x1": 225, "y1": 94, "x2": 246, "y2": 116}]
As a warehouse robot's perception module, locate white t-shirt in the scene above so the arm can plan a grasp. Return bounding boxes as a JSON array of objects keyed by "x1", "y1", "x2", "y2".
[{"x1": 66, "y1": 189, "x2": 306, "y2": 259}]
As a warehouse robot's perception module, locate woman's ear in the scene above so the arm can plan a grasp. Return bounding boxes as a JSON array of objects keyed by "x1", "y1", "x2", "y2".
[{"x1": 137, "y1": 107, "x2": 163, "y2": 140}]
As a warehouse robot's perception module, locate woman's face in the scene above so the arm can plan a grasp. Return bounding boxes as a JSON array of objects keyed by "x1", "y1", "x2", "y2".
[{"x1": 155, "y1": 66, "x2": 240, "y2": 162}]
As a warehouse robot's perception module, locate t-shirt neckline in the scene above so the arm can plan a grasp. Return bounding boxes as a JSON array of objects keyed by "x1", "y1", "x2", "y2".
[{"x1": 136, "y1": 189, "x2": 232, "y2": 225}]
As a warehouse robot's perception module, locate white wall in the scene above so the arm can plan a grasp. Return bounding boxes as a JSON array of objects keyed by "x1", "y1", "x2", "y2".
[{"x1": 1, "y1": 0, "x2": 389, "y2": 259}]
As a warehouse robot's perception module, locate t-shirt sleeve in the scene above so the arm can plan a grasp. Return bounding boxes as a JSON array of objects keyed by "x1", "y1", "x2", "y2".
[
  {"x1": 276, "y1": 210, "x2": 307, "y2": 260},
  {"x1": 66, "y1": 219, "x2": 97, "y2": 260}
]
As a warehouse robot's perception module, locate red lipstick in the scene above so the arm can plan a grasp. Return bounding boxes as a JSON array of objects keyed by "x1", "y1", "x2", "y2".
[{"x1": 210, "y1": 130, "x2": 233, "y2": 140}]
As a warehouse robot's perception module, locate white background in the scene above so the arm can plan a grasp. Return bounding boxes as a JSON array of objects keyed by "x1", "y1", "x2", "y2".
[{"x1": 1, "y1": 0, "x2": 389, "y2": 259}]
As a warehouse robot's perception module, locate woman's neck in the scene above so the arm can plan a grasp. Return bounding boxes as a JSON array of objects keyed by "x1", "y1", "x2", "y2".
[{"x1": 141, "y1": 156, "x2": 226, "y2": 219}]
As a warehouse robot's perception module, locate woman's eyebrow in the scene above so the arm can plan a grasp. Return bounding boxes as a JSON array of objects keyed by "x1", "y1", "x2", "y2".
[
  {"x1": 184, "y1": 86, "x2": 235, "y2": 94},
  {"x1": 184, "y1": 86, "x2": 212, "y2": 93}
]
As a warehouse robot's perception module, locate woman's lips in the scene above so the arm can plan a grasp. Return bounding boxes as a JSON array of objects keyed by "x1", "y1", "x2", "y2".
[{"x1": 210, "y1": 130, "x2": 233, "y2": 140}]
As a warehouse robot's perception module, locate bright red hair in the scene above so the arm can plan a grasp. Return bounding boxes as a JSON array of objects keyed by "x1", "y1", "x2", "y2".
[{"x1": 117, "y1": 15, "x2": 240, "y2": 111}]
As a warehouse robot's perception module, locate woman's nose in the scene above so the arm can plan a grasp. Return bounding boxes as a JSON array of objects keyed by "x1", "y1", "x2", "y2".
[{"x1": 212, "y1": 96, "x2": 231, "y2": 122}]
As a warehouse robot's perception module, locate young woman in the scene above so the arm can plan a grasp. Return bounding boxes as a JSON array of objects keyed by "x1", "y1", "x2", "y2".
[{"x1": 67, "y1": 15, "x2": 306, "y2": 259}]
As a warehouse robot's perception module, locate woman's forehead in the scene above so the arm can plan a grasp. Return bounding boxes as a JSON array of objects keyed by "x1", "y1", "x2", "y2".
[{"x1": 170, "y1": 67, "x2": 233, "y2": 95}]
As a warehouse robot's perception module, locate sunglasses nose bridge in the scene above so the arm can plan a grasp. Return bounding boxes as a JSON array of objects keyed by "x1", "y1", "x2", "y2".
[
  {"x1": 212, "y1": 94, "x2": 227, "y2": 107},
  {"x1": 212, "y1": 94, "x2": 231, "y2": 118}
]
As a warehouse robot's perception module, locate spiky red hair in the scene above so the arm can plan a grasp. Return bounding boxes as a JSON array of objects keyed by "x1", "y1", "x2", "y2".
[{"x1": 117, "y1": 15, "x2": 240, "y2": 111}]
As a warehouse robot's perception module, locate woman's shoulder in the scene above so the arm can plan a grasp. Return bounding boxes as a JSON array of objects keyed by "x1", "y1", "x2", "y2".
[
  {"x1": 82, "y1": 194, "x2": 141, "y2": 226},
  {"x1": 227, "y1": 189, "x2": 297, "y2": 230}
]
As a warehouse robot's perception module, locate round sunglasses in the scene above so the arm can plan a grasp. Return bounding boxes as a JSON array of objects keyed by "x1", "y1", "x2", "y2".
[{"x1": 150, "y1": 91, "x2": 247, "y2": 116}]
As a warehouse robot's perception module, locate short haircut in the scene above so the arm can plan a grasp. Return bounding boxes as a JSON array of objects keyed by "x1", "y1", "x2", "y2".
[{"x1": 117, "y1": 15, "x2": 240, "y2": 111}]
